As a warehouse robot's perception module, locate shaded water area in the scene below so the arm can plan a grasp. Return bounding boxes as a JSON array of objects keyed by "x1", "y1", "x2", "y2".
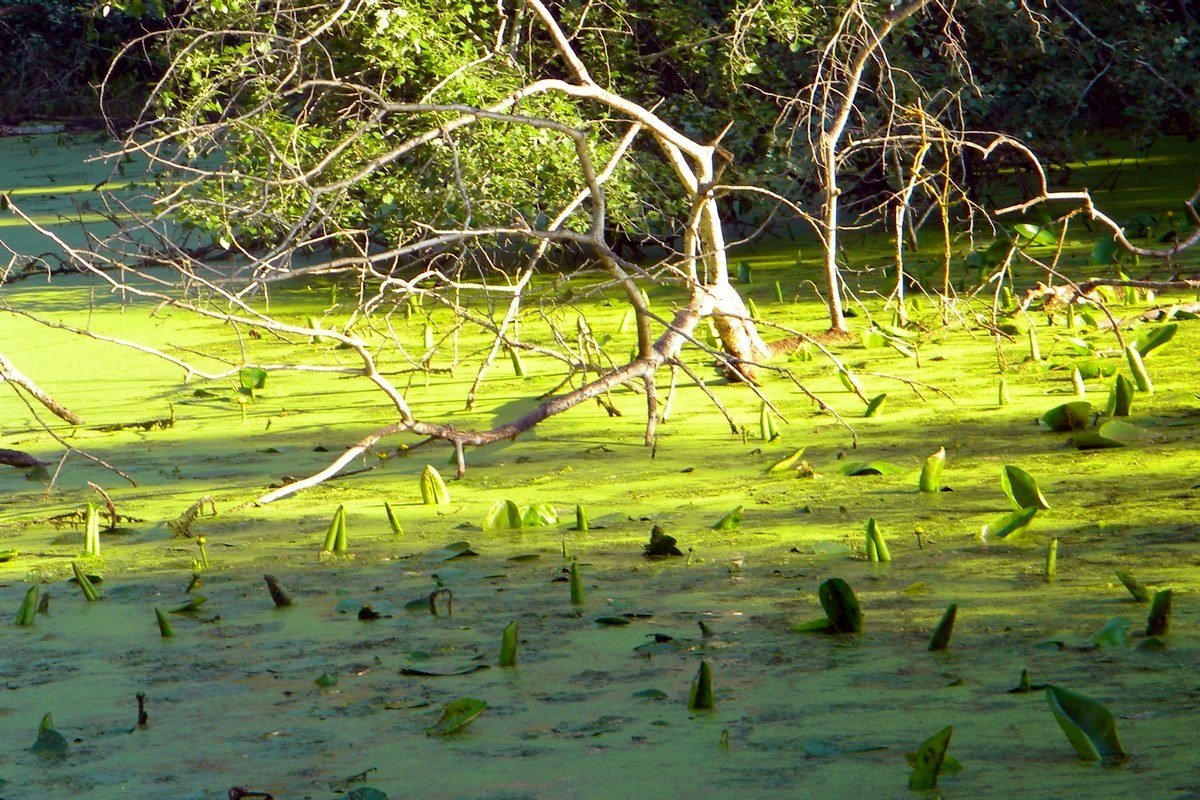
[{"x1": 2, "y1": 135, "x2": 1200, "y2": 798}]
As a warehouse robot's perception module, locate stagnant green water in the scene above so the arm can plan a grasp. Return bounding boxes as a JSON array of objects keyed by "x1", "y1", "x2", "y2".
[{"x1": 1, "y1": 134, "x2": 1199, "y2": 798}]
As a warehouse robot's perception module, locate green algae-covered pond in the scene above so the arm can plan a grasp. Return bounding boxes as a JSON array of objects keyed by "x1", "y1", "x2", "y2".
[{"x1": 3, "y1": 135, "x2": 1200, "y2": 799}]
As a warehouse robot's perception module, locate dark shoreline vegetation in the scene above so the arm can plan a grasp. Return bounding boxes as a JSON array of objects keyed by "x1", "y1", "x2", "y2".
[{"x1": 2, "y1": 128, "x2": 1200, "y2": 797}]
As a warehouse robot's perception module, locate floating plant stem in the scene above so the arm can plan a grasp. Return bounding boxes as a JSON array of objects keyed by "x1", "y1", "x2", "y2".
[
  {"x1": 154, "y1": 607, "x2": 174, "y2": 638},
  {"x1": 574, "y1": 505, "x2": 589, "y2": 532},
  {"x1": 196, "y1": 536, "x2": 210, "y2": 569},
  {"x1": 499, "y1": 621, "x2": 518, "y2": 667},
  {"x1": 1045, "y1": 539, "x2": 1058, "y2": 581},
  {"x1": 927, "y1": 604, "x2": 957, "y2": 652},
  {"x1": 688, "y1": 660, "x2": 715, "y2": 711},
  {"x1": 998, "y1": 377, "x2": 1010, "y2": 406}
]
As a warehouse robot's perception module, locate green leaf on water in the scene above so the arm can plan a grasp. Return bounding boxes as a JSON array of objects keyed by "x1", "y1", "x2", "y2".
[
  {"x1": 1013, "y1": 223, "x2": 1059, "y2": 247},
  {"x1": 918, "y1": 447, "x2": 945, "y2": 493},
  {"x1": 818, "y1": 577, "x2": 863, "y2": 633},
  {"x1": 1039, "y1": 401, "x2": 1091, "y2": 432},
  {"x1": 596, "y1": 616, "x2": 631, "y2": 626},
  {"x1": 30, "y1": 713, "x2": 67, "y2": 756},
  {"x1": 238, "y1": 367, "x2": 267, "y2": 392},
  {"x1": 314, "y1": 672, "x2": 338, "y2": 687},
  {"x1": 425, "y1": 698, "x2": 487, "y2": 736},
  {"x1": 1072, "y1": 360, "x2": 1118, "y2": 380},
  {"x1": 483, "y1": 500, "x2": 518, "y2": 531},
  {"x1": 1001, "y1": 466, "x2": 1050, "y2": 510},
  {"x1": 1045, "y1": 685, "x2": 1125, "y2": 762},
  {"x1": 980, "y1": 506, "x2": 1037, "y2": 542},
  {"x1": 712, "y1": 505, "x2": 744, "y2": 530},
  {"x1": 1072, "y1": 419, "x2": 1148, "y2": 449},
  {"x1": 1130, "y1": 323, "x2": 1177, "y2": 357},
  {"x1": 907, "y1": 725, "x2": 953, "y2": 790}
]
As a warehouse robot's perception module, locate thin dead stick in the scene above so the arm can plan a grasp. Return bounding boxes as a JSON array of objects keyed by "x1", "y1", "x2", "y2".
[
  {"x1": 0, "y1": 352, "x2": 84, "y2": 424},
  {"x1": 7, "y1": 384, "x2": 137, "y2": 486}
]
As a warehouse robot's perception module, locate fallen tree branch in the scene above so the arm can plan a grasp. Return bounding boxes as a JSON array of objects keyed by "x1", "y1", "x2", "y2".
[{"x1": 0, "y1": 352, "x2": 84, "y2": 425}]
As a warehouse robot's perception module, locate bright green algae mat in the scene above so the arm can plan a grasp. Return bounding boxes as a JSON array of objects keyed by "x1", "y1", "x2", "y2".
[{"x1": 1, "y1": 135, "x2": 1200, "y2": 798}]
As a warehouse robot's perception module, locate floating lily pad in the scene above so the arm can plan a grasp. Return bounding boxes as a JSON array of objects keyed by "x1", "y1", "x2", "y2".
[
  {"x1": 595, "y1": 616, "x2": 631, "y2": 626},
  {"x1": 425, "y1": 698, "x2": 487, "y2": 736},
  {"x1": 429, "y1": 541, "x2": 478, "y2": 560}
]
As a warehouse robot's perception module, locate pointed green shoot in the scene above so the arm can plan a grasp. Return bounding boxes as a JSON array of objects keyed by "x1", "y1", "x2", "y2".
[
  {"x1": 420, "y1": 465, "x2": 450, "y2": 505},
  {"x1": 1045, "y1": 539, "x2": 1058, "y2": 581},
  {"x1": 1146, "y1": 589, "x2": 1172, "y2": 637},
  {"x1": 499, "y1": 621, "x2": 518, "y2": 667},
  {"x1": 16, "y1": 585, "x2": 38, "y2": 626},
  {"x1": 688, "y1": 660, "x2": 715, "y2": 711},
  {"x1": 568, "y1": 561, "x2": 585, "y2": 607},
  {"x1": 154, "y1": 607, "x2": 174, "y2": 638},
  {"x1": 1125, "y1": 345, "x2": 1153, "y2": 393},
  {"x1": 72, "y1": 562, "x2": 99, "y2": 602},
  {"x1": 384, "y1": 502, "x2": 403, "y2": 536},
  {"x1": 712, "y1": 505, "x2": 744, "y2": 531},
  {"x1": 574, "y1": 504, "x2": 589, "y2": 532},
  {"x1": 919, "y1": 447, "x2": 945, "y2": 493},
  {"x1": 927, "y1": 604, "x2": 957, "y2": 652},
  {"x1": 866, "y1": 518, "x2": 891, "y2": 562},
  {"x1": 907, "y1": 725, "x2": 953, "y2": 790}
]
